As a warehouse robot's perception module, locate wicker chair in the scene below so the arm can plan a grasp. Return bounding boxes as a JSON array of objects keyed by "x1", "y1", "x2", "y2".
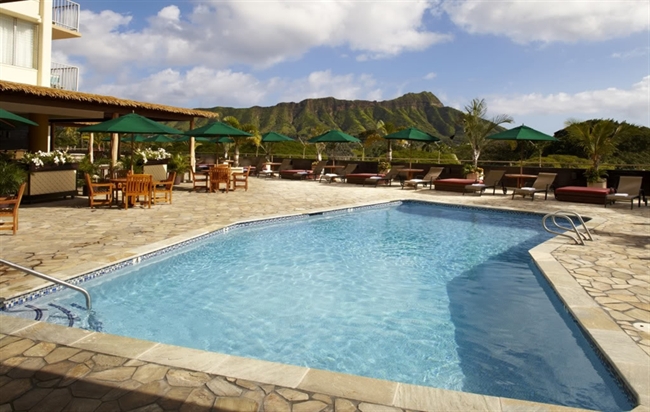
[
  {"x1": 511, "y1": 173, "x2": 557, "y2": 200},
  {"x1": 0, "y1": 182, "x2": 26, "y2": 235},
  {"x1": 153, "y1": 171, "x2": 176, "y2": 204},
  {"x1": 85, "y1": 173, "x2": 114, "y2": 208},
  {"x1": 124, "y1": 174, "x2": 153, "y2": 209}
]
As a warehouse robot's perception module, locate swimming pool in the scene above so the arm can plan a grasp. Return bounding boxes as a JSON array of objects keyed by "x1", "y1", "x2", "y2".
[{"x1": 4, "y1": 201, "x2": 633, "y2": 411}]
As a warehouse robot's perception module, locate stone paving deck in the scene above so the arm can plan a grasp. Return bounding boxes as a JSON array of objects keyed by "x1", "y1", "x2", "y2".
[{"x1": 0, "y1": 177, "x2": 648, "y2": 411}]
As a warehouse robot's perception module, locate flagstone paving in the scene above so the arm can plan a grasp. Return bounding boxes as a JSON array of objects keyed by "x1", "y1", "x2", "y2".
[{"x1": 0, "y1": 176, "x2": 648, "y2": 411}]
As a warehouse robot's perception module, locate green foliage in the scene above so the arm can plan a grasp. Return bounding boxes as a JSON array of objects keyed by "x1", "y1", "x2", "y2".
[
  {"x1": 564, "y1": 119, "x2": 627, "y2": 171},
  {"x1": 0, "y1": 160, "x2": 27, "y2": 196},
  {"x1": 378, "y1": 160, "x2": 391, "y2": 173},
  {"x1": 461, "y1": 98, "x2": 513, "y2": 167},
  {"x1": 583, "y1": 167, "x2": 608, "y2": 183},
  {"x1": 168, "y1": 153, "x2": 190, "y2": 174}
]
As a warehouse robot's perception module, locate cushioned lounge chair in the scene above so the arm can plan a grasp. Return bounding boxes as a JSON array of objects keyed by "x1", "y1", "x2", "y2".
[
  {"x1": 401, "y1": 167, "x2": 444, "y2": 190},
  {"x1": 511, "y1": 173, "x2": 557, "y2": 200},
  {"x1": 605, "y1": 176, "x2": 646, "y2": 209},
  {"x1": 321, "y1": 163, "x2": 358, "y2": 183},
  {"x1": 463, "y1": 170, "x2": 506, "y2": 196},
  {"x1": 363, "y1": 166, "x2": 405, "y2": 187}
]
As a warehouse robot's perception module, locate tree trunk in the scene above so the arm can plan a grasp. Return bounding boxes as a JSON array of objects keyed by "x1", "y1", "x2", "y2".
[{"x1": 387, "y1": 141, "x2": 392, "y2": 161}]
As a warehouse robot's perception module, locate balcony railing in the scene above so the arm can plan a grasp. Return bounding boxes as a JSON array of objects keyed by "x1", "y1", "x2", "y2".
[
  {"x1": 51, "y1": 62, "x2": 79, "y2": 91},
  {"x1": 52, "y1": 0, "x2": 80, "y2": 32}
]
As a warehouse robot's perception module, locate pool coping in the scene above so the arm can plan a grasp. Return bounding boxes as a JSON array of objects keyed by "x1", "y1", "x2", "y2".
[{"x1": 1, "y1": 199, "x2": 647, "y2": 412}]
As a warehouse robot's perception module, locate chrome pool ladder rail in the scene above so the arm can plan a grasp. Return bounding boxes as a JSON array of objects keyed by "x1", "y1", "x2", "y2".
[
  {"x1": 0, "y1": 258, "x2": 91, "y2": 310},
  {"x1": 542, "y1": 211, "x2": 593, "y2": 245}
]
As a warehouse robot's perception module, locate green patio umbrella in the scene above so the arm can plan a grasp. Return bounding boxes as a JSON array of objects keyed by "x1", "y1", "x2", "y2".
[
  {"x1": 185, "y1": 121, "x2": 251, "y2": 164},
  {"x1": 0, "y1": 108, "x2": 39, "y2": 131},
  {"x1": 486, "y1": 125, "x2": 557, "y2": 173},
  {"x1": 261, "y1": 131, "x2": 294, "y2": 161},
  {"x1": 184, "y1": 121, "x2": 252, "y2": 138},
  {"x1": 79, "y1": 113, "x2": 183, "y2": 170},
  {"x1": 383, "y1": 127, "x2": 440, "y2": 168},
  {"x1": 142, "y1": 134, "x2": 181, "y2": 143},
  {"x1": 308, "y1": 130, "x2": 360, "y2": 165}
]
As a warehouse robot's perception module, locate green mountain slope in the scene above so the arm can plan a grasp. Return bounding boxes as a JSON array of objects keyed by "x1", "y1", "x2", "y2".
[{"x1": 192, "y1": 91, "x2": 464, "y2": 143}]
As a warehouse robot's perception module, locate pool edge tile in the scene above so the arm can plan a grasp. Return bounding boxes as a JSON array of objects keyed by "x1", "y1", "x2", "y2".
[
  {"x1": 137, "y1": 343, "x2": 230, "y2": 373},
  {"x1": 209, "y1": 355, "x2": 309, "y2": 389},
  {"x1": 500, "y1": 397, "x2": 595, "y2": 411},
  {"x1": 0, "y1": 314, "x2": 37, "y2": 334},
  {"x1": 297, "y1": 368, "x2": 396, "y2": 406},
  {"x1": 393, "y1": 382, "x2": 501, "y2": 412},
  {"x1": 72, "y1": 331, "x2": 158, "y2": 359}
]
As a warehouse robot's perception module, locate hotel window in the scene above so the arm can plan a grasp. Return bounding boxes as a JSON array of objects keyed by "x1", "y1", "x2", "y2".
[{"x1": 0, "y1": 14, "x2": 38, "y2": 68}]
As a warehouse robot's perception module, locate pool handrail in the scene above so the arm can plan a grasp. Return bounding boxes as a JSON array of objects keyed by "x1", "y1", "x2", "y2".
[
  {"x1": 0, "y1": 258, "x2": 91, "y2": 310},
  {"x1": 542, "y1": 211, "x2": 593, "y2": 245}
]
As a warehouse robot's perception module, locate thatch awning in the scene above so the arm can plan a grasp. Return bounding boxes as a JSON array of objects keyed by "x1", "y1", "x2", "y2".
[{"x1": 0, "y1": 80, "x2": 217, "y2": 122}]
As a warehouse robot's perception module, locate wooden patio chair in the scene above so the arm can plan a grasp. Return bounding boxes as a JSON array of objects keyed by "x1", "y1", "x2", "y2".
[
  {"x1": 85, "y1": 173, "x2": 114, "y2": 208},
  {"x1": 210, "y1": 164, "x2": 231, "y2": 193},
  {"x1": 232, "y1": 167, "x2": 250, "y2": 191},
  {"x1": 190, "y1": 167, "x2": 209, "y2": 192},
  {"x1": 0, "y1": 182, "x2": 26, "y2": 235},
  {"x1": 153, "y1": 171, "x2": 176, "y2": 205},
  {"x1": 124, "y1": 174, "x2": 153, "y2": 209}
]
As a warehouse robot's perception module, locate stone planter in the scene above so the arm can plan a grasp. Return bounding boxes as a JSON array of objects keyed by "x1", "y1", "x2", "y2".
[
  {"x1": 25, "y1": 163, "x2": 79, "y2": 203},
  {"x1": 587, "y1": 180, "x2": 607, "y2": 189}
]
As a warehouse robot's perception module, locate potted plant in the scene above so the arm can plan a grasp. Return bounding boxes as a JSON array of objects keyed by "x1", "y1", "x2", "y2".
[
  {"x1": 463, "y1": 164, "x2": 483, "y2": 181},
  {"x1": 584, "y1": 167, "x2": 608, "y2": 188},
  {"x1": 0, "y1": 160, "x2": 28, "y2": 197},
  {"x1": 168, "y1": 153, "x2": 190, "y2": 185},
  {"x1": 378, "y1": 160, "x2": 391, "y2": 174}
]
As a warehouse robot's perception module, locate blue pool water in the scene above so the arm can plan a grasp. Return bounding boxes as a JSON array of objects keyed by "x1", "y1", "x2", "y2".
[{"x1": 6, "y1": 202, "x2": 633, "y2": 411}]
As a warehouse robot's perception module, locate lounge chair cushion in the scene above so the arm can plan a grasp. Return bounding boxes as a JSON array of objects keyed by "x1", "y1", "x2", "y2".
[{"x1": 555, "y1": 186, "x2": 612, "y2": 205}]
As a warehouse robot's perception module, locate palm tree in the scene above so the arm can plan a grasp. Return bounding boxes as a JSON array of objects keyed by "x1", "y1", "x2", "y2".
[
  {"x1": 462, "y1": 98, "x2": 513, "y2": 168},
  {"x1": 564, "y1": 119, "x2": 628, "y2": 182},
  {"x1": 376, "y1": 120, "x2": 397, "y2": 161},
  {"x1": 222, "y1": 116, "x2": 258, "y2": 166}
]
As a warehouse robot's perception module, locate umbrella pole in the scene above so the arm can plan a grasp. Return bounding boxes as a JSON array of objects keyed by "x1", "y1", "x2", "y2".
[
  {"x1": 520, "y1": 143, "x2": 524, "y2": 175},
  {"x1": 131, "y1": 134, "x2": 135, "y2": 172}
]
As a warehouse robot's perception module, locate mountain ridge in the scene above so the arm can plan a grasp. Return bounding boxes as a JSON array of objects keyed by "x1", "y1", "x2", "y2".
[{"x1": 191, "y1": 91, "x2": 463, "y2": 143}]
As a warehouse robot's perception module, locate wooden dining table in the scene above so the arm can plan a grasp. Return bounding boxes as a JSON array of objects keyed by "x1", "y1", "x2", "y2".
[
  {"x1": 505, "y1": 173, "x2": 538, "y2": 188},
  {"x1": 399, "y1": 168, "x2": 424, "y2": 180}
]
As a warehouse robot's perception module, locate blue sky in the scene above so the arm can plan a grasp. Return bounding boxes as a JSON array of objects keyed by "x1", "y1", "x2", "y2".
[{"x1": 54, "y1": 0, "x2": 649, "y2": 134}]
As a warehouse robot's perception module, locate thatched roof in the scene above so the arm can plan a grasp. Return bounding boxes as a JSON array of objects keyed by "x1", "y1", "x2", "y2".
[{"x1": 0, "y1": 80, "x2": 217, "y2": 120}]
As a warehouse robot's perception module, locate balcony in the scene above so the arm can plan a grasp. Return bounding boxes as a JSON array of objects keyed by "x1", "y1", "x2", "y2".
[
  {"x1": 52, "y1": 0, "x2": 81, "y2": 39},
  {"x1": 50, "y1": 62, "x2": 78, "y2": 91}
]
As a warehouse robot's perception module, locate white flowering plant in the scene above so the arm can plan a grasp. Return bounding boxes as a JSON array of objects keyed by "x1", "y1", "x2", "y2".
[
  {"x1": 134, "y1": 148, "x2": 171, "y2": 164},
  {"x1": 21, "y1": 150, "x2": 74, "y2": 169}
]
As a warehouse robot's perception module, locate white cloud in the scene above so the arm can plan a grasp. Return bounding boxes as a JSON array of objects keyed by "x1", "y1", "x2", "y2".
[
  {"x1": 488, "y1": 76, "x2": 650, "y2": 126},
  {"x1": 280, "y1": 70, "x2": 382, "y2": 103},
  {"x1": 441, "y1": 0, "x2": 649, "y2": 44},
  {"x1": 424, "y1": 72, "x2": 437, "y2": 80},
  {"x1": 53, "y1": 1, "x2": 450, "y2": 75},
  {"x1": 85, "y1": 68, "x2": 384, "y2": 109},
  {"x1": 611, "y1": 47, "x2": 649, "y2": 59},
  {"x1": 91, "y1": 67, "x2": 269, "y2": 108}
]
